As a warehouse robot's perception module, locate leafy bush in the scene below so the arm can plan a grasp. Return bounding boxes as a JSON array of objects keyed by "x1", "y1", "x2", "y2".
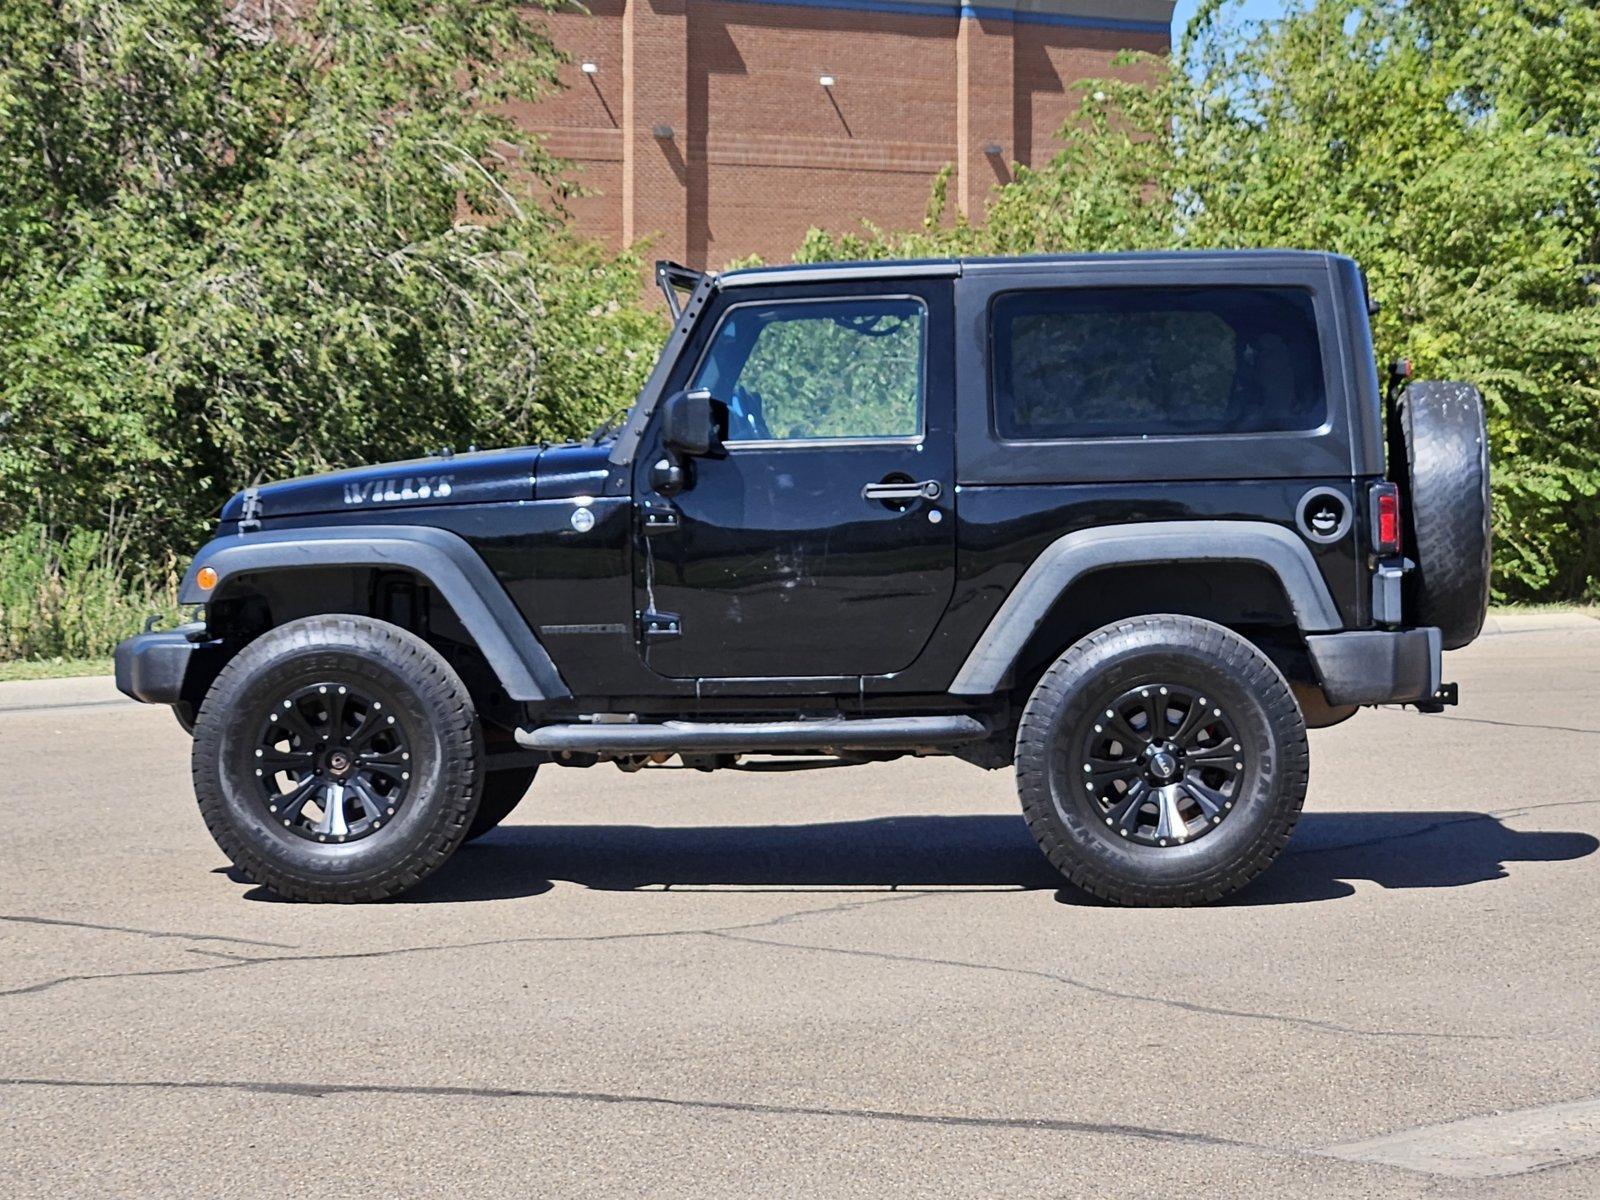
[
  {"x1": 0, "y1": 525, "x2": 179, "y2": 660},
  {"x1": 799, "y1": 0, "x2": 1600, "y2": 599},
  {"x1": 0, "y1": 0, "x2": 663, "y2": 579}
]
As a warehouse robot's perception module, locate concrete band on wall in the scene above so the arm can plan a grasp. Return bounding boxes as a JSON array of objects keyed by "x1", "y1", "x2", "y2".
[{"x1": 700, "y1": 0, "x2": 1172, "y2": 34}]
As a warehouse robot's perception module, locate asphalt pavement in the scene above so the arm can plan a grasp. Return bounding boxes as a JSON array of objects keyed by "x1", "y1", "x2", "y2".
[{"x1": 2, "y1": 613, "x2": 1598, "y2": 1198}]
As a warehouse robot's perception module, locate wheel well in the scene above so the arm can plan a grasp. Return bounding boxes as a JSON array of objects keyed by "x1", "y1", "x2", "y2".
[
  {"x1": 202, "y1": 567, "x2": 521, "y2": 744},
  {"x1": 1008, "y1": 562, "x2": 1312, "y2": 700}
]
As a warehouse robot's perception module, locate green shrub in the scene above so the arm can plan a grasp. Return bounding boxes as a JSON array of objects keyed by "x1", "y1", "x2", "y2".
[
  {"x1": 798, "y1": 0, "x2": 1600, "y2": 599},
  {"x1": 0, "y1": 0, "x2": 664, "y2": 579},
  {"x1": 0, "y1": 525, "x2": 179, "y2": 661}
]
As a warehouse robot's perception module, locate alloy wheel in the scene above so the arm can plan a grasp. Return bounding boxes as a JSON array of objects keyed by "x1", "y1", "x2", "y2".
[
  {"x1": 252, "y1": 682, "x2": 412, "y2": 843},
  {"x1": 1075, "y1": 683, "x2": 1245, "y2": 847}
]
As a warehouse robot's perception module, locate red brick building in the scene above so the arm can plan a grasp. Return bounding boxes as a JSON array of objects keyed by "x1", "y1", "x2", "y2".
[{"x1": 513, "y1": 0, "x2": 1173, "y2": 269}]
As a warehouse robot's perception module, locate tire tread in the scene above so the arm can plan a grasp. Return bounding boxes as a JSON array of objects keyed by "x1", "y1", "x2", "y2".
[
  {"x1": 191, "y1": 615, "x2": 481, "y2": 903},
  {"x1": 1397, "y1": 381, "x2": 1491, "y2": 650},
  {"x1": 1015, "y1": 615, "x2": 1309, "y2": 907}
]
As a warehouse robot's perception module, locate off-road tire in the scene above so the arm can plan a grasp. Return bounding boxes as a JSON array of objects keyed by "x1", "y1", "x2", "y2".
[
  {"x1": 1016, "y1": 615, "x2": 1309, "y2": 906},
  {"x1": 1395, "y1": 381, "x2": 1491, "y2": 650},
  {"x1": 192, "y1": 615, "x2": 482, "y2": 902},
  {"x1": 463, "y1": 766, "x2": 538, "y2": 842}
]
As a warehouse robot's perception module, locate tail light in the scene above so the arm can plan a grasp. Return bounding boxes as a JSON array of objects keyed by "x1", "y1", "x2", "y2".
[{"x1": 1372, "y1": 482, "x2": 1402, "y2": 555}]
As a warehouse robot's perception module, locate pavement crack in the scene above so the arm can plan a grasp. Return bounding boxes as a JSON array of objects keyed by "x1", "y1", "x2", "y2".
[
  {"x1": 1285, "y1": 798, "x2": 1598, "y2": 861},
  {"x1": 1490, "y1": 798, "x2": 1600, "y2": 820},
  {"x1": 1418, "y1": 714, "x2": 1600, "y2": 738},
  {"x1": 715, "y1": 890, "x2": 930, "y2": 933},
  {"x1": 0, "y1": 913, "x2": 297, "y2": 949},
  {"x1": 0, "y1": 1076, "x2": 1271, "y2": 1153},
  {"x1": 183, "y1": 948, "x2": 262, "y2": 962},
  {"x1": 1285, "y1": 812, "x2": 1500, "y2": 859},
  {"x1": 0, "y1": 893, "x2": 922, "y2": 1000},
  {"x1": 0, "y1": 699, "x2": 131, "y2": 716},
  {"x1": 704, "y1": 930, "x2": 1512, "y2": 1044}
]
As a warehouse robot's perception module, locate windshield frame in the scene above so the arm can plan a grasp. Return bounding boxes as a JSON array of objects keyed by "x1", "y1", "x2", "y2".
[{"x1": 605, "y1": 270, "x2": 719, "y2": 470}]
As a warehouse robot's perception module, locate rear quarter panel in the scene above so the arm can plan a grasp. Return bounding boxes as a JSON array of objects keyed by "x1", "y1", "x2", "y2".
[{"x1": 911, "y1": 253, "x2": 1380, "y2": 693}]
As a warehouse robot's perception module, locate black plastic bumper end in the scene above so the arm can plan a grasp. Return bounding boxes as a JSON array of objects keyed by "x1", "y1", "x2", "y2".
[
  {"x1": 113, "y1": 623, "x2": 225, "y2": 707},
  {"x1": 1306, "y1": 627, "x2": 1445, "y2": 708}
]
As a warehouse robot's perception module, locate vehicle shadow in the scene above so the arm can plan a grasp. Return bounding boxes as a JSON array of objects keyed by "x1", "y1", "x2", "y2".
[{"x1": 336, "y1": 809, "x2": 1597, "y2": 906}]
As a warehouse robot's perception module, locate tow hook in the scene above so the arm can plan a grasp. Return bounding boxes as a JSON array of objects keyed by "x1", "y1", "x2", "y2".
[{"x1": 1413, "y1": 682, "x2": 1460, "y2": 714}]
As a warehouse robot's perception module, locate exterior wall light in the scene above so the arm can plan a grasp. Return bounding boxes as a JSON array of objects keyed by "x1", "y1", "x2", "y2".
[
  {"x1": 580, "y1": 61, "x2": 599, "y2": 75},
  {"x1": 652, "y1": 124, "x2": 674, "y2": 139},
  {"x1": 983, "y1": 141, "x2": 1004, "y2": 156},
  {"x1": 819, "y1": 74, "x2": 835, "y2": 88}
]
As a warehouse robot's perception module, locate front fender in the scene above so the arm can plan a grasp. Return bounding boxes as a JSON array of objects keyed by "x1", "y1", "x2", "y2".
[{"x1": 181, "y1": 525, "x2": 569, "y2": 702}]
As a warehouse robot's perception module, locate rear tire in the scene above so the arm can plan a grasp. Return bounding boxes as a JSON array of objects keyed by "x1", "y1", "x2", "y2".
[
  {"x1": 463, "y1": 766, "x2": 538, "y2": 842},
  {"x1": 192, "y1": 615, "x2": 482, "y2": 902},
  {"x1": 1016, "y1": 616, "x2": 1308, "y2": 906},
  {"x1": 1395, "y1": 381, "x2": 1491, "y2": 649}
]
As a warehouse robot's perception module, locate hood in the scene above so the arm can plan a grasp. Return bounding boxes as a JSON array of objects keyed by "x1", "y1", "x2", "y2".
[
  {"x1": 220, "y1": 445, "x2": 545, "y2": 523},
  {"x1": 530, "y1": 441, "x2": 613, "y2": 500}
]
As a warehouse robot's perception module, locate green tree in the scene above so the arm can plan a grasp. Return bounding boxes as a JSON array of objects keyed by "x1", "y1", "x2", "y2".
[
  {"x1": 800, "y1": 0, "x2": 1600, "y2": 598},
  {"x1": 0, "y1": 0, "x2": 662, "y2": 572}
]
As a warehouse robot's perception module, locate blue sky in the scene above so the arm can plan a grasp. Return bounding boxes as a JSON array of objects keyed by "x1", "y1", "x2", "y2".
[{"x1": 1172, "y1": 0, "x2": 1285, "y2": 36}]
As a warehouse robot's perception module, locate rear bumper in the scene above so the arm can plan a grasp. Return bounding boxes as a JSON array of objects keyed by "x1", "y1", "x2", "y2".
[
  {"x1": 1305, "y1": 627, "x2": 1443, "y2": 707},
  {"x1": 113, "y1": 623, "x2": 227, "y2": 707}
]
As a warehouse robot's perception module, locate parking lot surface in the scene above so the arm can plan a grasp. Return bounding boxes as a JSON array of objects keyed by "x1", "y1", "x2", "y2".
[{"x1": 3, "y1": 614, "x2": 1598, "y2": 1198}]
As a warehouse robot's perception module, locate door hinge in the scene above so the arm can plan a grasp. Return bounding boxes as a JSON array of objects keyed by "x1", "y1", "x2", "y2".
[
  {"x1": 640, "y1": 609, "x2": 682, "y2": 641},
  {"x1": 641, "y1": 506, "x2": 680, "y2": 534}
]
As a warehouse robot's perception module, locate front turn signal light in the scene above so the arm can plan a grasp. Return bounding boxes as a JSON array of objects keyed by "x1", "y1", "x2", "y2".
[{"x1": 196, "y1": 566, "x2": 218, "y2": 592}]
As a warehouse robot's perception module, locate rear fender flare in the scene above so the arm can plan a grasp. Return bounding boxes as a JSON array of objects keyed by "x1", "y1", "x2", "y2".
[
  {"x1": 948, "y1": 520, "x2": 1342, "y2": 695},
  {"x1": 181, "y1": 526, "x2": 569, "y2": 702}
]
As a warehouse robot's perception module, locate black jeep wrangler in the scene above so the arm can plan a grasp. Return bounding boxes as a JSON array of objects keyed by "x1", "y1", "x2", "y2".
[{"x1": 115, "y1": 251, "x2": 1490, "y2": 905}]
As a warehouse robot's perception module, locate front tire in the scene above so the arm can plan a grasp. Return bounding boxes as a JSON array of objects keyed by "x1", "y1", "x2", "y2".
[
  {"x1": 192, "y1": 615, "x2": 482, "y2": 902},
  {"x1": 1016, "y1": 616, "x2": 1308, "y2": 906},
  {"x1": 463, "y1": 765, "x2": 538, "y2": 842}
]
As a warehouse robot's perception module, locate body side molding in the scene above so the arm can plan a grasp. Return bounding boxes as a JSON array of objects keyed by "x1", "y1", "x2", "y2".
[
  {"x1": 948, "y1": 520, "x2": 1343, "y2": 695},
  {"x1": 180, "y1": 526, "x2": 570, "y2": 702}
]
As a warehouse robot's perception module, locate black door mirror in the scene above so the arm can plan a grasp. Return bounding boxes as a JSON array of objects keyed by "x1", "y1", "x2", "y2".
[{"x1": 660, "y1": 388, "x2": 726, "y2": 458}]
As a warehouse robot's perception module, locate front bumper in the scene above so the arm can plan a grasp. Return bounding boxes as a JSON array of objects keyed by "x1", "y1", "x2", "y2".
[
  {"x1": 1305, "y1": 627, "x2": 1446, "y2": 708},
  {"x1": 113, "y1": 622, "x2": 227, "y2": 707}
]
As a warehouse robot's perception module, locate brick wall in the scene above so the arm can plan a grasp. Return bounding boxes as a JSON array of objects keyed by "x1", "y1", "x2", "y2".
[{"x1": 519, "y1": 0, "x2": 1173, "y2": 270}]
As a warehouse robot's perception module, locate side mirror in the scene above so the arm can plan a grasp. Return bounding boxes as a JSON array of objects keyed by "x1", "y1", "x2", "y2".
[{"x1": 660, "y1": 388, "x2": 726, "y2": 458}]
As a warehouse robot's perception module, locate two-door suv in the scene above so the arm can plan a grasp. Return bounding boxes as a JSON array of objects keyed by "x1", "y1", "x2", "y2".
[{"x1": 116, "y1": 252, "x2": 1491, "y2": 904}]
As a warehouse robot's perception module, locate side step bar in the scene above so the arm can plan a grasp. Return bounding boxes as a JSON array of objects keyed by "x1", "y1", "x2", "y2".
[{"x1": 515, "y1": 715, "x2": 990, "y2": 755}]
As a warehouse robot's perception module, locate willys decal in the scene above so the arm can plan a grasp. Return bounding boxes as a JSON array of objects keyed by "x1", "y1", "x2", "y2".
[{"x1": 343, "y1": 475, "x2": 455, "y2": 505}]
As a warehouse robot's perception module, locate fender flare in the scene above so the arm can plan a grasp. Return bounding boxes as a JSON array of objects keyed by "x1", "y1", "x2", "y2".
[
  {"x1": 181, "y1": 526, "x2": 570, "y2": 702},
  {"x1": 948, "y1": 520, "x2": 1342, "y2": 696}
]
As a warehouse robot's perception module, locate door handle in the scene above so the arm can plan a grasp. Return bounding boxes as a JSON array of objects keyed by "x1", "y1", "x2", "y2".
[{"x1": 862, "y1": 479, "x2": 942, "y2": 503}]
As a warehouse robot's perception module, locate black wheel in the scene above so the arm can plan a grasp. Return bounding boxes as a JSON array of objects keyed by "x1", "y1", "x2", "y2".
[
  {"x1": 463, "y1": 765, "x2": 538, "y2": 842},
  {"x1": 1394, "y1": 381, "x2": 1491, "y2": 649},
  {"x1": 191, "y1": 615, "x2": 482, "y2": 902},
  {"x1": 1016, "y1": 616, "x2": 1308, "y2": 906}
]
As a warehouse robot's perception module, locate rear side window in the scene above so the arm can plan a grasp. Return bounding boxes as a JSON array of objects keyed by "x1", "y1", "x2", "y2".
[{"x1": 991, "y1": 287, "x2": 1327, "y2": 440}]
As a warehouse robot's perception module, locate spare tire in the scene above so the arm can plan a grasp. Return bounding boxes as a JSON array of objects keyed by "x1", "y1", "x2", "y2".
[{"x1": 1393, "y1": 381, "x2": 1491, "y2": 649}]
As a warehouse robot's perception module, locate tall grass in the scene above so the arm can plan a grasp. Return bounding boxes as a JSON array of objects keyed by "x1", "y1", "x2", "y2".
[{"x1": 0, "y1": 525, "x2": 180, "y2": 661}]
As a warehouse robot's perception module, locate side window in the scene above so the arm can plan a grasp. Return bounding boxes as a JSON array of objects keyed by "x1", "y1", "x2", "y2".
[
  {"x1": 991, "y1": 287, "x2": 1327, "y2": 440},
  {"x1": 691, "y1": 297, "x2": 925, "y2": 442}
]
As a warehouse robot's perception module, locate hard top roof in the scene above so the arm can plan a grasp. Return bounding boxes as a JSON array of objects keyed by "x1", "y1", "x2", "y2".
[{"x1": 716, "y1": 249, "x2": 1348, "y2": 289}]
